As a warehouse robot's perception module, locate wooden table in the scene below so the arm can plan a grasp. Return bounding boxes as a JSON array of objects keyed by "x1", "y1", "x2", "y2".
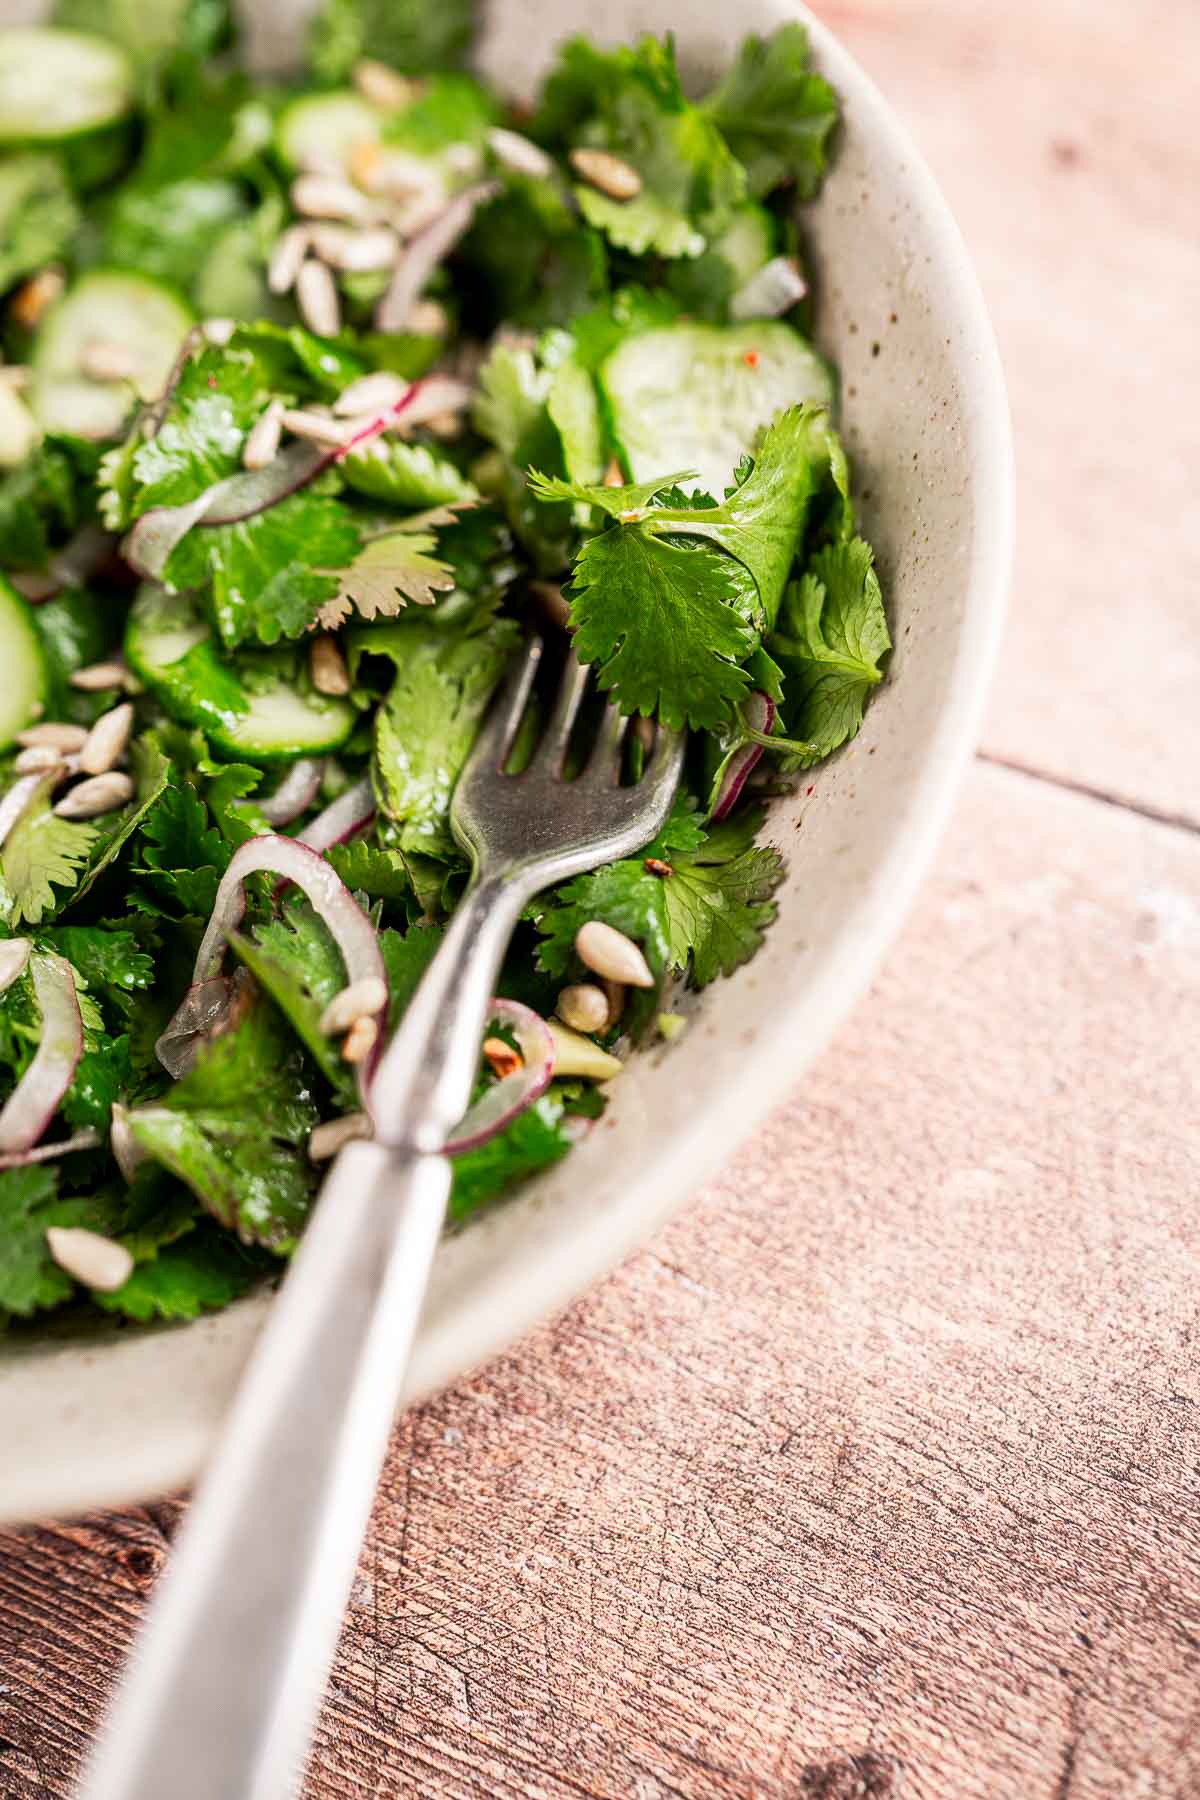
[{"x1": 3, "y1": 2, "x2": 1197, "y2": 1794}]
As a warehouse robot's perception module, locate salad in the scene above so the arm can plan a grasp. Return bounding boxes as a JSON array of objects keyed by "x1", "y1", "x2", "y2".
[{"x1": 0, "y1": 1, "x2": 890, "y2": 1327}]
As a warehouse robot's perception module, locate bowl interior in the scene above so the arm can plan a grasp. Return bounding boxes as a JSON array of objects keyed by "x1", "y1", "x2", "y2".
[{"x1": 0, "y1": 0, "x2": 1012, "y2": 1522}]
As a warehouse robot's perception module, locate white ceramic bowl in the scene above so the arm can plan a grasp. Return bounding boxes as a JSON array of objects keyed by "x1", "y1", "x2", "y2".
[{"x1": 0, "y1": 0, "x2": 1012, "y2": 1523}]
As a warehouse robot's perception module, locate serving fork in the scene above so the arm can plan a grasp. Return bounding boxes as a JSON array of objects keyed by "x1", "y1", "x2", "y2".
[{"x1": 80, "y1": 637, "x2": 683, "y2": 1800}]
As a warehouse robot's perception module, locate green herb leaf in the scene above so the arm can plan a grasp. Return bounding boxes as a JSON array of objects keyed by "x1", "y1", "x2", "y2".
[
  {"x1": 0, "y1": 780, "x2": 98, "y2": 929},
  {"x1": 341, "y1": 440, "x2": 477, "y2": 510},
  {"x1": 701, "y1": 23, "x2": 840, "y2": 201},
  {"x1": 227, "y1": 895, "x2": 357, "y2": 1102},
  {"x1": 309, "y1": 0, "x2": 476, "y2": 81},
  {"x1": 95, "y1": 1221, "x2": 268, "y2": 1321},
  {"x1": 128, "y1": 995, "x2": 318, "y2": 1253},
  {"x1": 449, "y1": 1091, "x2": 573, "y2": 1223},
  {"x1": 770, "y1": 537, "x2": 890, "y2": 761},
  {"x1": 318, "y1": 524, "x2": 457, "y2": 627},
  {"x1": 0, "y1": 155, "x2": 80, "y2": 296},
  {"x1": 0, "y1": 1167, "x2": 124, "y2": 1319},
  {"x1": 0, "y1": 443, "x2": 78, "y2": 571}
]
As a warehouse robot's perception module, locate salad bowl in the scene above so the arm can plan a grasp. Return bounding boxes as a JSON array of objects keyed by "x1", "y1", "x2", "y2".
[{"x1": 0, "y1": 0, "x2": 1012, "y2": 1523}]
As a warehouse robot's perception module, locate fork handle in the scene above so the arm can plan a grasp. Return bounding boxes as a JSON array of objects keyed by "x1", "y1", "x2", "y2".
[
  {"x1": 80, "y1": 877, "x2": 530, "y2": 1800},
  {"x1": 79, "y1": 1141, "x2": 449, "y2": 1800}
]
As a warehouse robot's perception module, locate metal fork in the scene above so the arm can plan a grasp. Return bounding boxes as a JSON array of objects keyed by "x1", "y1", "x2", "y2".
[{"x1": 80, "y1": 638, "x2": 683, "y2": 1800}]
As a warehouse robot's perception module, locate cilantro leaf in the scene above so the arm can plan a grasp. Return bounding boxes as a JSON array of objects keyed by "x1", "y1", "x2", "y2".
[
  {"x1": 309, "y1": 0, "x2": 476, "y2": 82},
  {"x1": 380, "y1": 922, "x2": 443, "y2": 1026},
  {"x1": 0, "y1": 443, "x2": 78, "y2": 571},
  {"x1": 317, "y1": 524, "x2": 456, "y2": 628},
  {"x1": 0, "y1": 1167, "x2": 124, "y2": 1319},
  {"x1": 701, "y1": 24, "x2": 840, "y2": 201},
  {"x1": 165, "y1": 488, "x2": 361, "y2": 649},
  {"x1": 137, "y1": 777, "x2": 231, "y2": 916},
  {"x1": 326, "y1": 838, "x2": 416, "y2": 907},
  {"x1": 128, "y1": 996, "x2": 318, "y2": 1253},
  {"x1": 770, "y1": 537, "x2": 890, "y2": 761},
  {"x1": 53, "y1": 0, "x2": 232, "y2": 94},
  {"x1": 227, "y1": 895, "x2": 357, "y2": 1102},
  {"x1": 128, "y1": 345, "x2": 279, "y2": 515},
  {"x1": 537, "y1": 36, "x2": 745, "y2": 260},
  {"x1": 75, "y1": 732, "x2": 173, "y2": 905},
  {"x1": 536, "y1": 858, "x2": 671, "y2": 983},
  {"x1": 0, "y1": 779, "x2": 98, "y2": 929},
  {"x1": 449, "y1": 1091, "x2": 574, "y2": 1224},
  {"x1": 95, "y1": 1221, "x2": 269, "y2": 1322},
  {"x1": 38, "y1": 926, "x2": 155, "y2": 1019},
  {"x1": 62, "y1": 1033, "x2": 134, "y2": 1133},
  {"x1": 371, "y1": 616, "x2": 519, "y2": 858},
  {"x1": 660, "y1": 843, "x2": 783, "y2": 983},
  {"x1": 341, "y1": 440, "x2": 477, "y2": 510},
  {"x1": 459, "y1": 177, "x2": 608, "y2": 332},
  {"x1": 0, "y1": 155, "x2": 80, "y2": 296}
]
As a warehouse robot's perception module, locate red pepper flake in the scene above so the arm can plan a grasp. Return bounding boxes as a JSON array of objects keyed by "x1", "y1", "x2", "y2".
[
  {"x1": 643, "y1": 857, "x2": 673, "y2": 878},
  {"x1": 742, "y1": 348, "x2": 761, "y2": 369},
  {"x1": 806, "y1": 784, "x2": 815, "y2": 795},
  {"x1": 207, "y1": 375, "x2": 218, "y2": 389},
  {"x1": 483, "y1": 1036, "x2": 522, "y2": 1079}
]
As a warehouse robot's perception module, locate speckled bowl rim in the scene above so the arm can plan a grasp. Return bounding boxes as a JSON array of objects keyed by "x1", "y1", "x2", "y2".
[{"x1": 0, "y1": 1, "x2": 1013, "y2": 1523}]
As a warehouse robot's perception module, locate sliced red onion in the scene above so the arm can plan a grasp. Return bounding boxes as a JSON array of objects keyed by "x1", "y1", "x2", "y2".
[
  {"x1": 0, "y1": 772, "x2": 53, "y2": 852},
  {"x1": 0, "y1": 952, "x2": 83, "y2": 1155},
  {"x1": 374, "y1": 181, "x2": 499, "y2": 333},
  {"x1": 259, "y1": 757, "x2": 326, "y2": 827},
  {"x1": 124, "y1": 382, "x2": 441, "y2": 580},
  {"x1": 296, "y1": 776, "x2": 376, "y2": 854},
  {"x1": 729, "y1": 255, "x2": 809, "y2": 322},
  {"x1": 0, "y1": 1128, "x2": 101, "y2": 1170},
  {"x1": 0, "y1": 937, "x2": 31, "y2": 996},
  {"x1": 711, "y1": 691, "x2": 776, "y2": 823},
  {"x1": 157, "y1": 835, "x2": 387, "y2": 1093},
  {"x1": 443, "y1": 999, "x2": 556, "y2": 1155}
]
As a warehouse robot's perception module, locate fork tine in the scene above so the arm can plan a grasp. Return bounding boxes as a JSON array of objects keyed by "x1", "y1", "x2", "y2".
[
  {"x1": 475, "y1": 634, "x2": 543, "y2": 769},
  {"x1": 646, "y1": 723, "x2": 687, "y2": 792},
  {"x1": 581, "y1": 697, "x2": 629, "y2": 785},
  {"x1": 538, "y1": 646, "x2": 591, "y2": 770}
]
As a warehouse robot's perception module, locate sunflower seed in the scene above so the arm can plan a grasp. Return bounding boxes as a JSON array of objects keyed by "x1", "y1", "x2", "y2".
[
  {"x1": 310, "y1": 633, "x2": 351, "y2": 696},
  {"x1": 547, "y1": 1020, "x2": 623, "y2": 1082},
  {"x1": 267, "y1": 224, "x2": 311, "y2": 295},
  {"x1": 341, "y1": 1013, "x2": 380, "y2": 1065},
  {"x1": 319, "y1": 977, "x2": 389, "y2": 1037},
  {"x1": 575, "y1": 920, "x2": 654, "y2": 988},
  {"x1": 14, "y1": 745, "x2": 69, "y2": 775},
  {"x1": 16, "y1": 721, "x2": 87, "y2": 752},
  {"x1": 291, "y1": 173, "x2": 376, "y2": 224},
  {"x1": 0, "y1": 937, "x2": 30, "y2": 993},
  {"x1": 69, "y1": 660, "x2": 128, "y2": 692},
  {"x1": 404, "y1": 298, "x2": 449, "y2": 336},
  {"x1": 443, "y1": 142, "x2": 483, "y2": 180},
  {"x1": 332, "y1": 370, "x2": 410, "y2": 417},
  {"x1": 425, "y1": 410, "x2": 462, "y2": 440},
  {"x1": 352, "y1": 59, "x2": 421, "y2": 111},
  {"x1": 45, "y1": 1226, "x2": 133, "y2": 1293},
  {"x1": 309, "y1": 1112, "x2": 372, "y2": 1161},
  {"x1": 295, "y1": 259, "x2": 342, "y2": 338},
  {"x1": 307, "y1": 223, "x2": 399, "y2": 272},
  {"x1": 279, "y1": 407, "x2": 351, "y2": 448},
  {"x1": 487, "y1": 126, "x2": 553, "y2": 179},
  {"x1": 79, "y1": 339, "x2": 139, "y2": 382},
  {"x1": 109, "y1": 1102, "x2": 146, "y2": 1184},
  {"x1": 601, "y1": 977, "x2": 626, "y2": 1028},
  {"x1": 569, "y1": 147, "x2": 643, "y2": 200},
  {"x1": 202, "y1": 316, "x2": 237, "y2": 345},
  {"x1": 556, "y1": 983, "x2": 610, "y2": 1035},
  {"x1": 9, "y1": 267, "x2": 65, "y2": 330},
  {"x1": 78, "y1": 702, "x2": 134, "y2": 775},
  {"x1": 242, "y1": 398, "x2": 285, "y2": 469},
  {"x1": 53, "y1": 771, "x2": 134, "y2": 819}
]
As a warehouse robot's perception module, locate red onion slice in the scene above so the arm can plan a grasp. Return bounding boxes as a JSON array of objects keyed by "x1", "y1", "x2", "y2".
[
  {"x1": 123, "y1": 380, "x2": 442, "y2": 580},
  {"x1": 296, "y1": 776, "x2": 376, "y2": 854},
  {"x1": 374, "y1": 181, "x2": 499, "y2": 333},
  {"x1": 0, "y1": 1128, "x2": 101, "y2": 1170},
  {"x1": 259, "y1": 757, "x2": 326, "y2": 827},
  {"x1": 157, "y1": 835, "x2": 388, "y2": 1094},
  {"x1": 0, "y1": 952, "x2": 83, "y2": 1155},
  {"x1": 711, "y1": 691, "x2": 776, "y2": 823},
  {"x1": 443, "y1": 998, "x2": 556, "y2": 1155}
]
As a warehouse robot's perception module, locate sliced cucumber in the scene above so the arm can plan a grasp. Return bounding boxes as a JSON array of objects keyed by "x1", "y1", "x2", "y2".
[
  {"x1": 275, "y1": 91, "x2": 384, "y2": 175},
  {"x1": 0, "y1": 28, "x2": 133, "y2": 144},
  {"x1": 0, "y1": 575, "x2": 50, "y2": 752},
  {"x1": 29, "y1": 271, "x2": 194, "y2": 443},
  {"x1": 602, "y1": 320, "x2": 835, "y2": 497},
  {"x1": 126, "y1": 586, "x2": 356, "y2": 761}
]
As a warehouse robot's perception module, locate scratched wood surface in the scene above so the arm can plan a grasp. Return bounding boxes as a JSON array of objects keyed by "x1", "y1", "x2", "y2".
[{"x1": 2, "y1": 2, "x2": 1197, "y2": 1797}]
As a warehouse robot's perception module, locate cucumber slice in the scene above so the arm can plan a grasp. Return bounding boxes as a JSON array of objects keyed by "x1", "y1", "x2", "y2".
[
  {"x1": 126, "y1": 586, "x2": 356, "y2": 761},
  {"x1": 0, "y1": 28, "x2": 133, "y2": 147},
  {"x1": 275, "y1": 91, "x2": 384, "y2": 175},
  {"x1": 29, "y1": 271, "x2": 194, "y2": 443},
  {"x1": 601, "y1": 320, "x2": 835, "y2": 498},
  {"x1": 0, "y1": 575, "x2": 50, "y2": 753}
]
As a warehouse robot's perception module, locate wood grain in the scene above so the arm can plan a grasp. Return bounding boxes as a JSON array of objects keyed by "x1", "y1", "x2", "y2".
[
  {"x1": 2, "y1": 2, "x2": 1198, "y2": 1796},
  {"x1": 3, "y1": 761, "x2": 1199, "y2": 1798}
]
